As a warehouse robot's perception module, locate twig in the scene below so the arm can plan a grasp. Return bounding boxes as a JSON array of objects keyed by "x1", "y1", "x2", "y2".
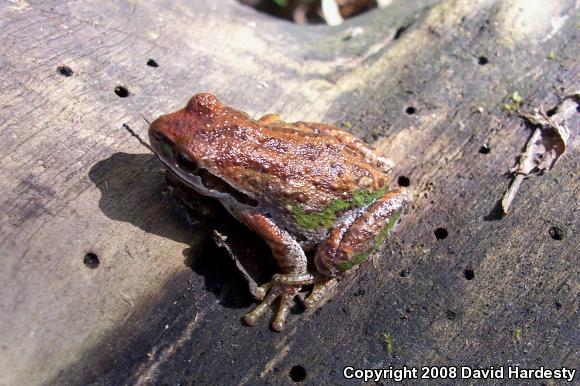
[{"x1": 123, "y1": 123, "x2": 152, "y2": 152}]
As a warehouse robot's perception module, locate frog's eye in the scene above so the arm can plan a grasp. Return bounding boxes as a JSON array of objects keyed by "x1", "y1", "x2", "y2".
[
  {"x1": 177, "y1": 152, "x2": 197, "y2": 171},
  {"x1": 151, "y1": 129, "x2": 166, "y2": 141}
]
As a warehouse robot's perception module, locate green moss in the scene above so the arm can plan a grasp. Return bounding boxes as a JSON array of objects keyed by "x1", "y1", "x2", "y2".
[
  {"x1": 513, "y1": 328, "x2": 522, "y2": 342},
  {"x1": 512, "y1": 91, "x2": 523, "y2": 104},
  {"x1": 382, "y1": 333, "x2": 394, "y2": 354}
]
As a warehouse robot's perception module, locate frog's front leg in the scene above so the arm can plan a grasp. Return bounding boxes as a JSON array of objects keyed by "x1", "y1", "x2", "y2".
[{"x1": 237, "y1": 211, "x2": 312, "y2": 331}]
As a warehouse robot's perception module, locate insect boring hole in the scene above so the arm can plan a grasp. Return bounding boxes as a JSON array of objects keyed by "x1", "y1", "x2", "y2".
[
  {"x1": 548, "y1": 226, "x2": 564, "y2": 240},
  {"x1": 434, "y1": 227, "x2": 448, "y2": 240},
  {"x1": 238, "y1": 0, "x2": 378, "y2": 25},
  {"x1": 57, "y1": 65, "x2": 73, "y2": 77},
  {"x1": 446, "y1": 309, "x2": 457, "y2": 320},
  {"x1": 83, "y1": 252, "x2": 100, "y2": 269},
  {"x1": 289, "y1": 365, "x2": 306, "y2": 382},
  {"x1": 146, "y1": 59, "x2": 159, "y2": 67},
  {"x1": 478, "y1": 56, "x2": 489, "y2": 65},
  {"x1": 397, "y1": 176, "x2": 410, "y2": 187},
  {"x1": 463, "y1": 268, "x2": 475, "y2": 281},
  {"x1": 114, "y1": 85, "x2": 129, "y2": 98},
  {"x1": 478, "y1": 144, "x2": 491, "y2": 154},
  {"x1": 405, "y1": 106, "x2": 417, "y2": 115}
]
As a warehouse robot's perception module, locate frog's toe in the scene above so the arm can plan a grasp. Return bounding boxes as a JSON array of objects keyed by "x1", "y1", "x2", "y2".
[
  {"x1": 303, "y1": 278, "x2": 338, "y2": 309},
  {"x1": 244, "y1": 287, "x2": 280, "y2": 326},
  {"x1": 272, "y1": 293, "x2": 294, "y2": 331},
  {"x1": 244, "y1": 284, "x2": 301, "y2": 331},
  {"x1": 254, "y1": 281, "x2": 272, "y2": 300}
]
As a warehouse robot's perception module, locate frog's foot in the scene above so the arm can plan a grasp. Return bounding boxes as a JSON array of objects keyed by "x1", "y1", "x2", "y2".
[
  {"x1": 245, "y1": 272, "x2": 322, "y2": 331},
  {"x1": 244, "y1": 282, "x2": 301, "y2": 332}
]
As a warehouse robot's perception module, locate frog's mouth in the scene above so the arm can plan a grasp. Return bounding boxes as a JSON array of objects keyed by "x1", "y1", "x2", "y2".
[{"x1": 149, "y1": 129, "x2": 257, "y2": 207}]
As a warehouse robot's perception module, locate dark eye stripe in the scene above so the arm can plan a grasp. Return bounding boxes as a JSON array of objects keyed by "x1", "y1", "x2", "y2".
[
  {"x1": 177, "y1": 152, "x2": 197, "y2": 171},
  {"x1": 152, "y1": 129, "x2": 176, "y2": 150},
  {"x1": 152, "y1": 129, "x2": 167, "y2": 141}
]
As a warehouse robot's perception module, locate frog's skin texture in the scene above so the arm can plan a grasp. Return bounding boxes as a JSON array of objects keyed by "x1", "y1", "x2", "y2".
[{"x1": 149, "y1": 93, "x2": 411, "y2": 331}]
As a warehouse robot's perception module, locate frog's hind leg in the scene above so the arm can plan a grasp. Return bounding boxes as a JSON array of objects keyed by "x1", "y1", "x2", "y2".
[{"x1": 314, "y1": 187, "x2": 411, "y2": 278}]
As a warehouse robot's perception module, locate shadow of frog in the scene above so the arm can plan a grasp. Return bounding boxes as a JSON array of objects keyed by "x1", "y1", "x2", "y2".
[{"x1": 88, "y1": 151, "x2": 265, "y2": 309}]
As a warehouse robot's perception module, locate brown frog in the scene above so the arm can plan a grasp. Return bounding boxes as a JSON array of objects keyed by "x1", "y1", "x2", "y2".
[{"x1": 149, "y1": 93, "x2": 411, "y2": 331}]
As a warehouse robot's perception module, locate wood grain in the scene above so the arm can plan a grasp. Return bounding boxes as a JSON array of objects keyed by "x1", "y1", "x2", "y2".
[{"x1": 0, "y1": 0, "x2": 577, "y2": 384}]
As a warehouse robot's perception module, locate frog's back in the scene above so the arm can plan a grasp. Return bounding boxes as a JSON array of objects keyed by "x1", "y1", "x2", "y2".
[{"x1": 187, "y1": 106, "x2": 389, "y2": 214}]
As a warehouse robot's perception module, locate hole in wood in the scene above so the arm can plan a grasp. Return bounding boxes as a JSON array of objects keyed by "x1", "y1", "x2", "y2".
[
  {"x1": 289, "y1": 365, "x2": 306, "y2": 382},
  {"x1": 554, "y1": 300, "x2": 562, "y2": 309},
  {"x1": 548, "y1": 226, "x2": 564, "y2": 240},
  {"x1": 478, "y1": 56, "x2": 489, "y2": 65},
  {"x1": 446, "y1": 309, "x2": 457, "y2": 320},
  {"x1": 405, "y1": 106, "x2": 416, "y2": 115},
  {"x1": 479, "y1": 144, "x2": 491, "y2": 154},
  {"x1": 114, "y1": 86, "x2": 129, "y2": 98},
  {"x1": 57, "y1": 65, "x2": 73, "y2": 77},
  {"x1": 239, "y1": 0, "x2": 377, "y2": 25},
  {"x1": 463, "y1": 268, "x2": 475, "y2": 280},
  {"x1": 394, "y1": 25, "x2": 409, "y2": 40},
  {"x1": 546, "y1": 106, "x2": 558, "y2": 117},
  {"x1": 83, "y1": 253, "x2": 100, "y2": 269},
  {"x1": 397, "y1": 176, "x2": 410, "y2": 187},
  {"x1": 147, "y1": 59, "x2": 159, "y2": 67},
  {"x1": 434, "y1": 227, "x2": 448, "y2": 240}
]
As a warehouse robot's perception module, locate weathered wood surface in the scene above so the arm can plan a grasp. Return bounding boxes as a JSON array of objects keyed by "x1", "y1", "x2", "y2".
[{"x1": 0, "y1": 0, "x2": 578, "y2": 385}]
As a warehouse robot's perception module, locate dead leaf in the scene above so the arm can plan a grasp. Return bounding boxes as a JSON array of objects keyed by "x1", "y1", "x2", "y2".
[{"x1": 501, "y1": 94, "x2": 578, "y2": 215}]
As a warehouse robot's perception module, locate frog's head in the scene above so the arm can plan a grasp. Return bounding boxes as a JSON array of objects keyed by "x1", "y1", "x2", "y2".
[
  {"x1": 149, "y1": 93, "x2": 257, "y2": 205},
  {"x1": 149, "y1": 93, "x2": 227, "y2": 189},
  {"x1": 149, "y1": 93, "x2": 220, "y2": 173}
]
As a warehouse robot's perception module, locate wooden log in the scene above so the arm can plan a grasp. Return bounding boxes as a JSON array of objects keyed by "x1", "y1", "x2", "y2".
[{"x1": 0, "y1": 0, "x2": 577, "y2": 384}]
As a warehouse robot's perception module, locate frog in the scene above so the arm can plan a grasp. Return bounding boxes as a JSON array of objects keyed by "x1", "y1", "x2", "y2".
[{"x1": 149, "y1": 93, "x2": 411, "y2": 331}]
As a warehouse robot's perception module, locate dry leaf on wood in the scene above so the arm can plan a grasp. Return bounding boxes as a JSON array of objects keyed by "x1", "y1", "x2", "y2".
[{"x1": 501, "y1": 94, "x2": 578, "y2": 215}]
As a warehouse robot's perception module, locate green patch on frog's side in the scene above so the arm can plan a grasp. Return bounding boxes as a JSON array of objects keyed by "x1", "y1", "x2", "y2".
[
  {"x1": 292, "y1": 188, "x2": 387, "y2": 230},
  {"x1": 292, "y1": 199, "x2": 350, "y2": 230},
  {"x1": 336, "y1": 208, "x2": 402, "y2": 271}
]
